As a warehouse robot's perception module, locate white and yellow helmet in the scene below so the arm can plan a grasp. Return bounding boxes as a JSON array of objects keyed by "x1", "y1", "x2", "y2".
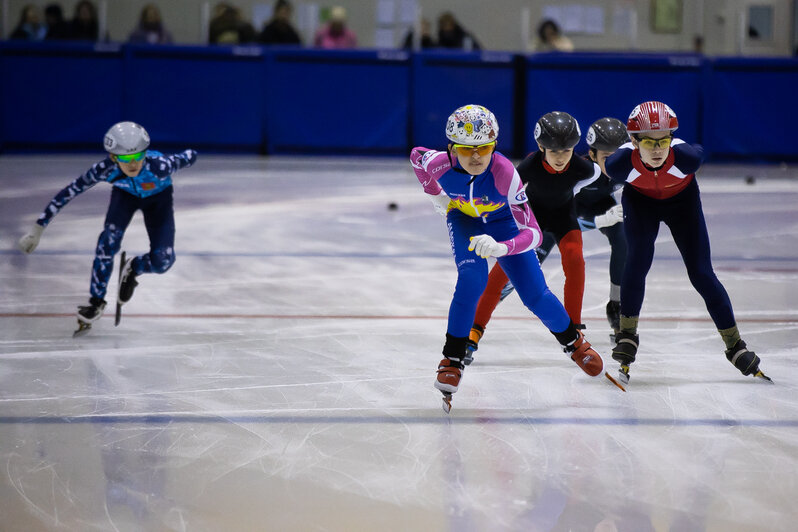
[{"x1": 445, "y1": 104, "x2": 499, "y2": 145}]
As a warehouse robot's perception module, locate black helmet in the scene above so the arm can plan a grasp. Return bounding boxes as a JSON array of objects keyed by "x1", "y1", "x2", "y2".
[
  {"x1": 586, "y1": 117, "x2": 629, "y2": 152},
  {"x1": 534, "y1": 111, "x2": 581, "y2": 150}
]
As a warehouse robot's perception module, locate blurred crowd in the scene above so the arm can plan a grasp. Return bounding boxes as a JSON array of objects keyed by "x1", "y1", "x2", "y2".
[{"x1": 6, "y1": 1, "x2": 575, "y2": 53}]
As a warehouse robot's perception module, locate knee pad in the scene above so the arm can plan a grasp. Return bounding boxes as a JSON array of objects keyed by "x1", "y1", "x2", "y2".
[{"x1": 150, "y1": 247, "x2": 175, "y2": 273}]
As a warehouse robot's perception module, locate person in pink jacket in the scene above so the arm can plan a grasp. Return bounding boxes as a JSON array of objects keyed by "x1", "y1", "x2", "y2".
[{"x1": 314, "y1": 6, "x2": 356, "y2": 49}]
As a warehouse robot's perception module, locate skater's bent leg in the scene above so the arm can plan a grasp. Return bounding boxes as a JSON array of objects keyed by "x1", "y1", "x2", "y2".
[
  {"x1": 499, "y1": 252, "x2": 570, "y2": 333},
  {"x1": 601, "y1": 223, "x2": 627, "y2": 289},
  {"x1": 620, "y1": 194, "x2": 659, "y2": 319},
  {"x1": 557, "y1": 229, "x2": 585, "y2": 324},
  {"x1": 134, "y1": 247, "x2": 175, "y2": 275},
  {"x1": 446, "y1": 214, "x2": 489, "y2": 338},
  {"x1": 666, "y1": 192, "x2": 735, "y2": 330},
  {"x1": 90, "y1": 225, "x2": 125, "y2": 301},
  {"x1": 447, "y1": 260, "x2": 488, "y2": 338},
  {"x1": 471, "y1": 262, "x2": 509, "y2": 329},
  {"x1": 140, "y1": 186, "x2": 176, "y2": 276}
]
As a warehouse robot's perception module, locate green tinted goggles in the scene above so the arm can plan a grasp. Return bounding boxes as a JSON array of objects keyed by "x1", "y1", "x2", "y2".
[{"x1": 116, "y1": 151, "x2": 146, "y2": 162}]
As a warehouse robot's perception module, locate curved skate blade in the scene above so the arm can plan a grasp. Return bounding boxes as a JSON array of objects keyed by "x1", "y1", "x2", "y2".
[
  {"x1": 604, "y1": 371, "x2": 626, "y2": 392},
  {"x1": 754, "y1": 370, "x2": 773, "y2": 383},
  {"x1": 115, "y1": 251, "x2": 126, "y2": 326},
  {"x1": 441, "y1": 393, "x2": 452, "y2": 414}
]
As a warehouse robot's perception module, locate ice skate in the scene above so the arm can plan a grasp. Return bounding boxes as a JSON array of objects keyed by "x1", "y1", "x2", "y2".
[
  {"x1": 74, "y1": 298, "x2": 107, "y2": 337},
  {"x1": 606, "y1": 300, "x2": 621, "y2": 341},
  {"x1": 564, "y1": 330, "x2": 626, "y2": 391},
  {"x1": 463, "y1": 325, "x2": 484, "y2": 366},
  {"x1": 117, "y1": 252, "x2": 138, "y2": 305},
  {"x1": 618, "y1": 364, "x2": 631, "y2": 385},
  {"x1": 564, "y1": 330, "x2": 603, "y2": 376},
  {"x1": 436, "y1": 357, "x2": 464, "y2": 413},
  {"x1": 725, "y1": 340, "x2": 772, "y2": 383},
  {"x1": 612, "y1": 331, "x2": 638, "y2": 385}
]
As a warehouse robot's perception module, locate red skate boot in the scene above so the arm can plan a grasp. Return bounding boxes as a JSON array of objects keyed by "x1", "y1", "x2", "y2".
[
  {"x1": 435, "y1": 357, "x2": 464, "y2": 413},
  {"x1": 564, "y1": 330, "x2": 626, "y2": 391}
]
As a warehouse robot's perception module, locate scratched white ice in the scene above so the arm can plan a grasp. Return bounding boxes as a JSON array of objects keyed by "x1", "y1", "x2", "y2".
[{"x1": 1, "y1": 155, "x2": 796, "y2": 531}]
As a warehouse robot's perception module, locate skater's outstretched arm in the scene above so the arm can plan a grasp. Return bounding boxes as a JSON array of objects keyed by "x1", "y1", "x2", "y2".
[
  {"x1": 18, "y1": 158, "x2": 116, "y2": 253},
  {"x1": 148, "y1": 149, "x2": 198, "y2": 178}
]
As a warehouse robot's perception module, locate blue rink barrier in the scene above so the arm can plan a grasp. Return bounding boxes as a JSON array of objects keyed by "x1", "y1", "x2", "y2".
[
  {"x1": 523, "y1": 52, "x2": 702, "y2": 155},
  {"x1": 0, "y1": 41, "x2": 123, "y2": 151},
  {"x1": 263, "y1": 48, "x2": 410, "y2": 154},
  {"x1": 125, "y1": 44, "x2": 267, "y2": 152},
  {"x1": 2, "y1": 42, "x2": 798, "y2": 161},
  {"x1": 411, "y1": 51, "x2": 516, "y2": 154},
  {"x1": 702, "y1": 57, "x2": 798, "y2": 161}
]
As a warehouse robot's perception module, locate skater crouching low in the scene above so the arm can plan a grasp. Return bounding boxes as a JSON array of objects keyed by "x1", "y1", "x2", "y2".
[
  {"x1": 410, "y1": 104, "x2": 625, "y2": 412},
  {"x1": 17, "y1": 121, "x2": 197, "y2": 336}
]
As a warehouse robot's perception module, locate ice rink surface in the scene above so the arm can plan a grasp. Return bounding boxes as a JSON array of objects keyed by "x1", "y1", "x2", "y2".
[{"x1": 1, "y1": 154, "x2": 797, "y2": 531}]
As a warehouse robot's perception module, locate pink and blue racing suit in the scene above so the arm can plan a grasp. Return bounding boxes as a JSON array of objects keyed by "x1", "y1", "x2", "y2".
[{"x1": 411, "y1": 147, "x2": 572, "y2": 339}]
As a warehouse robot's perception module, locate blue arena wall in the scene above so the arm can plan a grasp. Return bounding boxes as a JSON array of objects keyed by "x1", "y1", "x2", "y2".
[{"x1": 2, "y1": 41, "x2": 797, "y2": 161}]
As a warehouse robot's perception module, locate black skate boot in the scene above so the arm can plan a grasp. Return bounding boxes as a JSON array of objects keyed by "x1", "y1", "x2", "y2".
[
  {"x1": 612, "y1": 331, "x2": 639, "y2": 385},
  {"x1": 463, "y1": 325, "x2": 484, "y2": 366},
  {"x1": 74, "y1": 297, "x2": 107, "y2": 337},
  {"x1": 118, "y1": 256, "x2": 138, "y2": 305},
  {"x1": 606, "y1": 300, "x2": 621, "y2": 341},
  {"x1": 725, "y1": 340, "x2": 772, "y2": 382}
]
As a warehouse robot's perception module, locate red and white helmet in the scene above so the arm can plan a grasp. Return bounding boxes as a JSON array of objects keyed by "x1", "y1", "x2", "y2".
[{"x1": 627, "y1": 101, "x2": 678, "y2": 133}]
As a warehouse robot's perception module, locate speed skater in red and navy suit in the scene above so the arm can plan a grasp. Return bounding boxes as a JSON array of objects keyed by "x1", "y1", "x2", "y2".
[
  {"x1": 466, "y1": 111, "x2": 601, "y2": 354},
  {"x1": 411, "y1": 105, "x2": 625, "y2": 409},
  {"x1": 603, "y1": 100, "x2": 770, "y2": 385}
]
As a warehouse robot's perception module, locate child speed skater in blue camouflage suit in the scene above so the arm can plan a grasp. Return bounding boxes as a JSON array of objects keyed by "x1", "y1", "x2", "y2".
[{"x1": 18, "y1": 121, "x2": 197, "y2": 335}]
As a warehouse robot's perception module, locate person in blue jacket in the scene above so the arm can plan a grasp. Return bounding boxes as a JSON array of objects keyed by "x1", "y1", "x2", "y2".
[
  {"x1": 18, "y1": 121, "x2": 197, "y2": 335},
  {"x1": 604, "y1": 101, "x2": 770, "y2": 385}
]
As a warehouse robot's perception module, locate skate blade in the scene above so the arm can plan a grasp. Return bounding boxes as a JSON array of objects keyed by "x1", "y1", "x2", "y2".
[
  {"x1": 754, "y1": 370, "x2": 773, "y2": 383},
  {"x1": 73, "y1": 323, "x2": 92, "y2": 337},
  {"x1": 441, "y1": 393, "x2": 452, "y2": 414},
  {"x1": 604, "y1": 371, "x2": 626, "y2": 392}
]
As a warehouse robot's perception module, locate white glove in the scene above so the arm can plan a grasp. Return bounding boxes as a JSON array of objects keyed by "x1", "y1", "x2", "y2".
[
  {"x1": 18, "y1": 223, "x2": 45, "y2": 254},
  {"x1": 428, "y1": 191, "x2": 451, "y2": 216},
  {"x1": 594, "y1": 204, "x2": 623, "y2": 228},
  {"x1": 469, "y1": 234, "x2": 508, "y2": 259}
]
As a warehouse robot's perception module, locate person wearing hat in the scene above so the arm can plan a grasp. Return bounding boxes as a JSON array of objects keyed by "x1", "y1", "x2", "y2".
[
  {"x1": 604, "y1": 101, "x2": 770, "y2": 385},
  {"x1": 410, "y1": 104, "x2": 624, "y2": 412},
  {"x1": 313, "y1": 5, "x2": 357, "y2": 49},
  {"x1": 17, "y1": 122, "x2": 197, "y2": 336}
]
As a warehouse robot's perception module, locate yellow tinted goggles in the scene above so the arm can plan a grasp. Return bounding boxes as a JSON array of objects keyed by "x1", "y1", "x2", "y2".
[
  {"x1": 453, "y1": 141, "x2": 496, "y2": 157},
  {"x1": 637, "y1": 136, "x2": 672, "y2": 150}
]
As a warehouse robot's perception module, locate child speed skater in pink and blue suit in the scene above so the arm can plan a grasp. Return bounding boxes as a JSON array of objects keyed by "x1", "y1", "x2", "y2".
[{"x1": 410, "y1": 105, "x2": 625, "y2": 411}]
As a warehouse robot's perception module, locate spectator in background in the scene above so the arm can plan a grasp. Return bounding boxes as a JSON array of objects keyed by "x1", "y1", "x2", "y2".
[
  {"x1": 314, "y1": 6, "x2": 357, "y2": 49},
  {"x1": 10, "y1": 5, "x2": 48, "y2": 40},
  {"x1": 209, "y1": 2, "x2": 257, "y2": 44},
  {"x1": 436, "y1": 12, "x2": 480, "y2": 51},
  {"x1": 68, "y1": 0, "x2": 100, "y2": 41},
  {"x1": 533, "y1": 19, "x2": 574, "y2": 52},
  {"x1": 129, "y1": 4, "x2": 173, "y2": 44},
  {"x1": 402, "y1": 18, "x2": 435, "y2": 50},
  {"x1": 259, "y1": 0, "x2": 302, "y2": 46},
  {"x1": 44, "y1": 3, "x2": 71, "y2": 40}
]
